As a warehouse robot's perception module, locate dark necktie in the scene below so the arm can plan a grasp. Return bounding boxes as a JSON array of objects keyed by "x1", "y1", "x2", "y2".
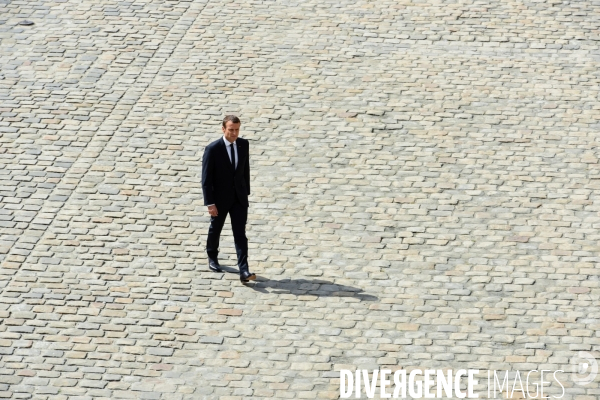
[{"x1": 230, "y1": 143, "x2": 236, "y2": 169}]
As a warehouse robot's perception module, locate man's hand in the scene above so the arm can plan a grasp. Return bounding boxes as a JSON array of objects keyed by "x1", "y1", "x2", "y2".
[{"x1": 207, "y1": 205, "x2": 218, "y2": 217}]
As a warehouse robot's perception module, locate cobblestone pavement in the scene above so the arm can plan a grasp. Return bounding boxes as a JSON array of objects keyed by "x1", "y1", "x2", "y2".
[{"x1": 1, "y1": 0, "x2": 600, "y2": 399}]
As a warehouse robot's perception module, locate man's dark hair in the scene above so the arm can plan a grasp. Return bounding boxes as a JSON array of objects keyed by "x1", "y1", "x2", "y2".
[{"x1": 222, "y1": 115, "x2": 241, "y2": 127}]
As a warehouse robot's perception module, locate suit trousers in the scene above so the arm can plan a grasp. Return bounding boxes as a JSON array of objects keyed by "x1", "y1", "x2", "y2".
[{"x1": 206, "y1": 199, "x2": 249, "y2": 271}]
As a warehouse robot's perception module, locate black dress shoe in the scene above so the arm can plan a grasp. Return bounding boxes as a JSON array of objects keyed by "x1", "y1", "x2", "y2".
[
  {"x1": 208, "y1": 258, "x2": 222, "y2": 272},
  {"x1": 240, "y1": 270, "x2": 256, "y2": 282}
]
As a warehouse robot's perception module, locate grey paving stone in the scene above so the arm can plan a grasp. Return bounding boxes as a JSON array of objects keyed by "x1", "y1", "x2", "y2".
[{"x1": 1, "y1": 0, "x2": 600, "y2": 399}]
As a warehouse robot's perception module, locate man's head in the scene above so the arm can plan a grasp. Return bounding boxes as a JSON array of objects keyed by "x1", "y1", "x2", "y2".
[{"x1": 222, "y1": 115, "x2": 241, "y2": 142}]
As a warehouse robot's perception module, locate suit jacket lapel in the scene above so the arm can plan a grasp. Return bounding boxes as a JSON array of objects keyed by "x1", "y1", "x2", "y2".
[
  {"x1": 218, "y1": 139, "x2": 234, "y2": 172},
  {"x1": 235, "y1": 142, "x2": 246, "y2": 174}
]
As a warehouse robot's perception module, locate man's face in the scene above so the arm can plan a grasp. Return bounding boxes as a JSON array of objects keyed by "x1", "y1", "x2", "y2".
[{"x1": 222, "y1": 121, "x2": 240, "y2": 142}]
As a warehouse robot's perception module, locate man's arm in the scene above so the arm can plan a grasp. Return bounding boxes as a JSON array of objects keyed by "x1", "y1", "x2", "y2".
[
  {"x1": 201, "y1": 145, "x2": 215, "y2": 206},
  {"x1": 244, "y1": 142, "x2": 250, "y2": 195}
]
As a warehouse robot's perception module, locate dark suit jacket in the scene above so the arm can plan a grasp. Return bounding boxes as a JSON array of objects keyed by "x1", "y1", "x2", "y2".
[{"x1": 202, "y1": 137, "x2": 250, "y2": 210}]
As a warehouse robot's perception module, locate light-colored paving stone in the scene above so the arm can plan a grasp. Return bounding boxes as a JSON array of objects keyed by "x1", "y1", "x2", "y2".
[{"x1": 1, "y1": 0, "x2": 599, "y2": 399}]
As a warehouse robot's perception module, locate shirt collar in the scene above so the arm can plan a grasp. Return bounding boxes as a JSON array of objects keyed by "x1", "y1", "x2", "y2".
[{"x1": 222, "y1": 136, "x2": 236, "y2": 145}]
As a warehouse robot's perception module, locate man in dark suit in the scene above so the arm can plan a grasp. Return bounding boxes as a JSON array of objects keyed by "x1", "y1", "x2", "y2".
[{"x1": 202, "y1": 115, "x2": 256, "y2": 282}]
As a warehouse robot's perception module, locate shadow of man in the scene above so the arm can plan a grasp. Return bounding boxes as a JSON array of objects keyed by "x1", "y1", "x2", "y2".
[
  {"x1": 217, "y1": 265, "x2": 377, "y2": 301},
  {"x1": 251, "y1": 277, "x2": 378, "y2": 301}
]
